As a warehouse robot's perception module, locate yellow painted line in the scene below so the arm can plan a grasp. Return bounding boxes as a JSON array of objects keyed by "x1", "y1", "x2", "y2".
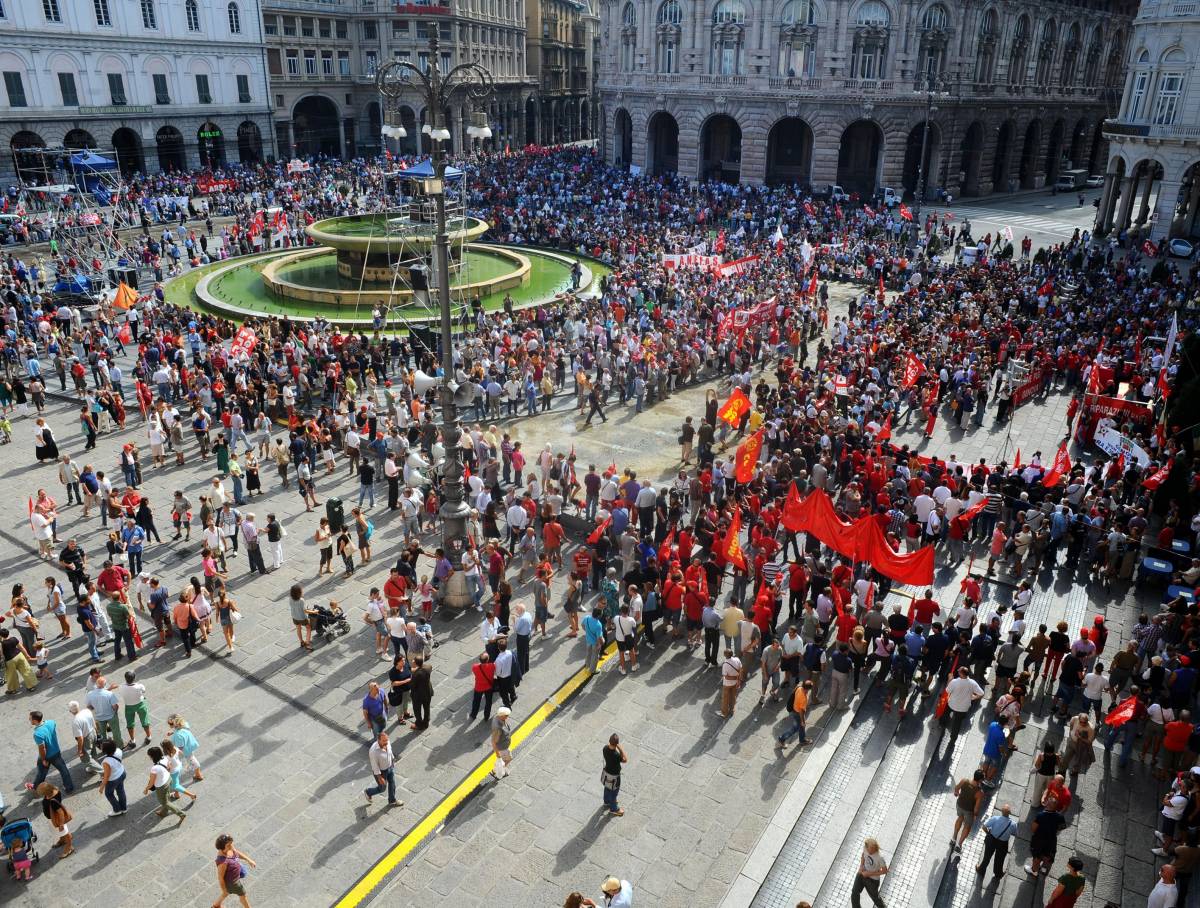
[{"x1": 334, "y1": 638, "x2": 620, "y2": 908}]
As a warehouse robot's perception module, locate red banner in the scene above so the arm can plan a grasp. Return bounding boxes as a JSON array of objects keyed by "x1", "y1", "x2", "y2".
[
  {"x1": 1011, "y1": 367, "x2": 1044, "y2": 410},
  {"x1": 901, "y1": 352, "x2": 926, "y2": 390},
  {"x1": 720, "y1": 509, "x2": 747, "y2": 571},
  {"x1": 716, "y1": 255, "x2": 759, "y2": 276},
  {"x1": 734, "y1": 429, "x2": 764, "y2": 483},
  {"x1": 717, "y1": 388, "x2": 751, "y2": 426},
  {"x1": 229, "y1": 326, "x2": 258, "y2": 359}
]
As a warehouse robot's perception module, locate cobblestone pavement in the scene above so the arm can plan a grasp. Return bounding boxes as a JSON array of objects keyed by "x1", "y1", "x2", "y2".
[{"x1": 0, "y1": 273, "x2": 1162, "y2": 908}]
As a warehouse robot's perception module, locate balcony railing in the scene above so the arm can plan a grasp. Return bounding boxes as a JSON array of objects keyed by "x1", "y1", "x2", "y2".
[
  {"x1": 768, "y1": 76, "x2": 822, "y2": 90},
  {"x1": 700, "y1": 74, "x2": 747, "y2": 85},
  {"x1": 1104, "y1": 119, "x2": 1200, "y2": 139}
]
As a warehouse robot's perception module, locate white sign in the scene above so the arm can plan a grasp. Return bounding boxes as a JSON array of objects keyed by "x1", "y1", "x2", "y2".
[{"x1": 1093, "y1": 425, "x2": 1151, "y2": 468}]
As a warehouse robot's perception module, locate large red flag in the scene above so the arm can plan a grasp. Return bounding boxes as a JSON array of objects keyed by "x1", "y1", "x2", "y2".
[
  {"x1": 899, "y1": 204, "x2": 913, "y2": 221},
  {"x1": 1143, "y1": 459, "x2": 1172, "y2": 491},
  {"x1": 720, "y1": 509, "x2": 748, "y2": 571},
  {"x1": 586, "y1": 517, "x2": 612, "y2": 545},
  {"x1": 781, "y1": 483, "x2": 805, "y2": 533},
  {"x1": 901, "y1": 352, "x2": 927, "y2": 390},
  {"x1": 1105, "y1": 696, "x2": 1140, "y2": 728},
  {"x1": 734, "y1": 429, "x2": 764, "y2": 483},
  {"x1": 1012, "y1": 448, "x2": 1022, "y2": 470},
  {"x1": 876, "y1": 414, "x2": 893, "y2": 442},
  {"x1": 1041, "y1": 441, "x2": 1072, "y2": 487},
  {"x1": 717, "y1": 388, "x2": 751, "y2": 426},
  {"x1": 962, "y1": 496, "x2": 989, "y2": 521}
]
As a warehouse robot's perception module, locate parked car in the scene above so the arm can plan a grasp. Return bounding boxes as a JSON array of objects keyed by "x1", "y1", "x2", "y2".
[
  {"x1": 828, "y1": 184, "x2": 850, "y2": 202},
  {"x1": 1167, "y1": 237, "x2": 1195, "y2": 258},
  {"x1": 1086, "y1": 175, "x2": 1104, "y2": 187}
]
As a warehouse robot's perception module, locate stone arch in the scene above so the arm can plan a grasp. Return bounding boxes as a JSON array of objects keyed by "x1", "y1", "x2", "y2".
[
  {"x1": 957, "y1": 120, "x2": 984, "y2": 197},
  {"x1": 766, "y1": 116, "x2": 814, "y2": 186},
  {"x1": 156, "y1": 125, "x2": 185, "y2": 172},
  {"x1": 613, "y1": 107, "x2": 633, "y2": 167},
  {"x1": 836, "y1": 118, "x2": 883, "y2": 197},
  {"x1": 1068, "y1": 117, "x2": 1089, "y2": 170},
  {"x1": 63, "y1": 129, "x2": 97, "y2": 150},
  {"x1": 1044, "y1": 118, "x2": 1065, "y2": 184},
  {"x1": 699, "y1": 113, "x2": 743, "y2": 183},
  {"x1": 901, "y1": 119, "x2": 941, "y2": 200},
  {"x1": 10, "y1": 131, "x2": 49, "y2": 185},
  {"x1": 111, "y1": 127, "x2": 144, "y2": 177},
  {"x1": 1018, "y1": 119, "x2": 1042, "y2": 189},
  {"x1": 992, "y1": 119, "x2": 1014, "y2": 192},
  {"x1": 236, "y1": 121, "x2": 263, "y2": 164},
  {"x1": 647, "y1": 110, "x2": 680, "y2": 177},
  {"x1": 292, "y1": 94, "x2": 342, "y2": 158}
]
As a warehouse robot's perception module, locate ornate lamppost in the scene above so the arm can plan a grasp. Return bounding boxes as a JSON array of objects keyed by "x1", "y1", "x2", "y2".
[{"x1": 376, "y1": 34, "x2": 494, "y2": 557}]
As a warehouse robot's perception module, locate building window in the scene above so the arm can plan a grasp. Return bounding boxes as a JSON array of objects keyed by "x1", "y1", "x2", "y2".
[
  {"x1": 710, "y1": 0, "x2": 747, "y2": 75},
  {"x1": 264, "y1": 16, "x2": 277, "y2": 35},
  {"x1": 1082, "y1": 32, "x2": 1102, "y2": 86},
  {"x1": 196, "y1": 73, "x2": 212, "y2": 104},
  {"x1": 363, "y1": 20, "x2": 377, "y2": 40},
  {"x1": 107, "y1": 72, "x2": 126, "y2": 105},
  {"x1": 0, "y1": 2, "x2": 6, "y2": 18},
  {"x1": 779, "y1": 0, "x2": 817, "y2": 78},
  {"x1": 393, "y1": 20, "x2": 406, "y2": 37},
  {"x1": 304, "y1": 51, "x2": 317, "y2": 75},
  {"x1": 620, "y1": 3, "x2": 637, "y2": 72},
  {"x1": 1034, "y1": 19, "x2": 1057, "y2": 86},
  {"x1": 319, "y1": 19, "x2": 331, "y2": 38},
  {"x1": 94, "y1": 0, "x2": 112, "y2": 27},
  {"x1": 418, "y1": 51, "x2": 431, "y2": 71},
  {"x1": 850, "y1": 0, "x2": 889, "y2": 79},
  {"x1": 3, "y1": 71, "x2": 26, "y2": 107},
  {"x1": 656, "y1": 0, "x2": 682, "y2": 73},
  {"x1": 237, "y1": 73, "x2": 251, "y2": 102},
  {"x1": 1008, "y1": 15, "x2": 1029, "y2": 84},
  {"x1": 302, "y1": 17, "x2": 314, "y2": 37},
  {"x1": 58, "y1": 71, "x2": 78, "y2": 106},
  {"x1": 286, "y1": 50, "x2": 299, "y2": 74},
  {"x1": 228, "y1": 2, "x2": 241, "y2": 34},
  {"x1": 974, "y1": 8, "x2": 997, "y2": 83},
  {"x1": 1153, "y1": 71, "x2": 1184, "y2": 125},
  {"x1": 283, "y1": 16, "x2": 296, "y2": 36},
  {"x1": 43, "y1": 0, "x2": 61, "y2": 22},
  {"x1": 338, "y1": 51, "x2": 351, "y2": 75},
  {"x1": 267, "y1": 49, "x2": 282, "y2": 74},
  {"x1": 336, "y1": 20, "x2": 347, "y2": 39},
  {"x1": 153, "y1": 72, "x2": 170, "y2": 104},
  {"x1": 141, "y1": 0, "x2": 157, "y2": 28},
  {"x1": 186, "y1": 0, "x2": 201, "y2": 32},
  {"x1": 322, "y1": 51, "x2": 334, "y2": 74},
  {"x1": 365, "y1": 50, "x2": 378, "y2": 75},
  {"x1": 1127, "y1": 53, "x2": 1150, "y2": 119}
]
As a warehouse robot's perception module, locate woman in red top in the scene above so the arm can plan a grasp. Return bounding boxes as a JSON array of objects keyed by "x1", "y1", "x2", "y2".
[{"x1": 469, "y1": 654, "x2": 495, "y2": 721}]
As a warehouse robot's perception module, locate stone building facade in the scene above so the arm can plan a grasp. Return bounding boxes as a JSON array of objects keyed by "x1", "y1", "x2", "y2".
[
  {"x1": 263, "y1": 0, "x2": 538, "y2": 160},
  {"x1": 526, "y1": 0, "x2": 599, "y2": 143},
  {"x1": 596, "y1": 0, "x2": 1136, "y2": 194},
  {"x1": 0, "y1": 0, "x2": 275, "y2": 182},
  {"x1": 1098, "y1": 0, "x2": 1200, "y2": 242}
]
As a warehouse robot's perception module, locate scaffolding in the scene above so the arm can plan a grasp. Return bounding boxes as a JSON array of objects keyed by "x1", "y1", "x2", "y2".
[{"x1": 12, "y1": 145, "x2": 130, "y2": 282}]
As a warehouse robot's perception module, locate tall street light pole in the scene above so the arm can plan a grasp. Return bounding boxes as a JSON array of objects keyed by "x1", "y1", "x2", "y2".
[
  {"x1": 913, "y1": 73, "x2": 943, "y2": 226},
  {"x1": 377, "y1": 34, "x2": 494, "y2": 559}
]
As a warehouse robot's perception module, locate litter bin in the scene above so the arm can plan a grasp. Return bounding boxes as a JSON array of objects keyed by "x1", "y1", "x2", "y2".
[{"x1": 326, "y1": 497, "x2": 344, "y2": 534}]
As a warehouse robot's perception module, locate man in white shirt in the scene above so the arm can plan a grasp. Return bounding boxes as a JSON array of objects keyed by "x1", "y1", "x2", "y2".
[
  {"x1": 719, "y1": 649, "x2": 744, "y2": 719},
  {"x1": 943, "y1": 667, "x2": 984, "y2": 747},
  {"x1": 480, "y1": 609, "x2": 500, "y2": 645},
  {"x1": 67, "y1": 700, "x2": 103, "y2": 772},
  {"x1": 117, "y1": 670, "x2": 151, "y2": 747},
  {"x1": 505, "y1": 501, "x2": 528, "y2": 547},
  {"x1": 364, "y1": 732, "x2": 402, "y2": 807},
  {"x1": 1147, "y1": 864, "x2": 1178, "y2": 908}
]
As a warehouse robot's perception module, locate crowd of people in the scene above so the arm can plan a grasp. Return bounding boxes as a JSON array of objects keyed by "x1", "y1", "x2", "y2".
[{"x1": 0, "y1": 145, "x2": 1198, "y2": 907}]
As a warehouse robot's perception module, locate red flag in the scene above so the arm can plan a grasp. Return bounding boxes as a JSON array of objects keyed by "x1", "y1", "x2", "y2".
[
  {"x1": 835, "y1": 205, "x2": 844, "y2": 220},
  {"x1": 1012, "y1": 448, "x2": 1022, "y2": 470},
  {"x1": 781, "y1": 483, "x2": 805, "y2": 533},
  {"x1": 807, "y1": 271, "x2": 818, "y2": 296},
  {"x1": 130, "y1": 620, "x2": 143, "y2": 650},
  {"x1": 863, "y1": 204, "x2": 876, "y2": 217},
  {"x1": 898, "y1": 204, "x2": 913, "y2": 221},
  {"x1": 734, "y1": 429, "x2": 764, "y2": 484},
  {"x1": 901, "y1": 352, "x2": 926, "y2": 390},
  {"x1": 719, "y1": 508, "x2": 748, "y2": 571},
  {"x1": 876, "y1": 414, "x2": 892, "y2": 442},
  {"x1": 963, "y1": 496, "x2": 989, "y2": 521},
  {"x1": 1041, "y1": 441, "x2": 1072, "y2": 487},
  {"x1": 1105, "y1": 696, "x2": 1140, "y2": 728},
  {"x1": 657, "y1": 528, "x2": 676, "y2": 563},
  {"x1": 1142, "y1": 240, "x2": 1159, "y2": 257},
  {"x1": 714, "y1": 229, "x2": 726, "y2": 254},
  {"x1": 717, "y1": 388, "x2": 751, "y2": 426},
  {"x1": 1038, "y1": 279, "x2": 1054, "y2": 298},
  {"x1": 586, "y1": 517, "x2": 612, "y2": 545},
  {"x1": 1143, "y1": 459, "x2": 1172, "y2": 491},
  {"x1": 877, "y1": 272, "x2": 885, "y2": 297},
  {"x1": 803, "y1": 201, "x2": 815, "y2": 217}
]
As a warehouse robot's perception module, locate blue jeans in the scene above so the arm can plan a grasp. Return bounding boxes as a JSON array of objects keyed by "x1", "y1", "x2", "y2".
[
  {"x1": 232, "y1": 476, "x2": 244, "y2": 504},
  {"x1": 34, "y1": 751, "x2": 75, "y2": 793},
  {"x1": 83, "y1": 629, "x2": 100, "y2": 661},
  {"x1": 367, "y1": 713, "x2": 385, "y2": 738},
  {"x1": 122, "y1": 465, "x2": 138, "y2": 488},
  {"x1": 602, "y1": 773, "x2": 621, "y2": 813},
  {"x1": 466, "y1": 574, "x2": 484, "y2": 608},
  {"x1": 112, "y1": 627, "x2": 136, "y2": 661},
  {"x1": 778, "y1": 712, "x2": 807, "y2": 745},
  {"x1": 1105, "y1": 721, "x2": 1138, "y2": 768},
  {"x1": 127, "y1": 549, "x2": 143, "y2": 576},
  {"x1": 104, "y1": 776, "x2": 127, "y2": 812},
  {"x1": 358, "y1": 483, "x2": 375, "y2": 508},
  {"x1": 365, "y1": 766, "x2": 396, "y2": 802}
]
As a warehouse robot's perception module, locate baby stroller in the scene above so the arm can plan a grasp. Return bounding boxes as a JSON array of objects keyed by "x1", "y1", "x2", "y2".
[
  {"x1": 311, "y1": 603, "x2": 350, "y2": 642},
  {"x1": 2, "y1": 818, "x2": 38, "y2": 871}
]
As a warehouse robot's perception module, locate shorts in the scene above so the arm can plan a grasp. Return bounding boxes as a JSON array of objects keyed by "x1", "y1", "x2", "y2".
[
  {"x1": 1162, "y1": 815, "x2": 1179, "y2": 837},
  {"x1": 981, "y1": 752, "x2": 1001, "y2": 768},
  {"x1": 616, "y1": 638, "x2": 635, "y2": 653},
  {"x1": 663, "y1": 611, "x2": 680, "y2": 626},
  {"x1": 995, "y1": 664, "x2": 1016, "y2": 679},
  {"x1": 956, "y1": 807, "x2": 975, "y2": 827},
  {"x1": 293, "y1": 618, "x2": 310, "y2": 627},
  {"x1": 1030, "y1": 840, "x2": 1057, "y2": 861},
  {"x1": 373, "y1": 619, "x2": 387, "y2": 635},
  {"x1": 686, "y1": 618, "x2": 702, "y2": 631},
  {"x1": 225, "y1": 881, "x2": 246, "y2": 897},
  {"x1": 781, "y1": 655, "x2": 800, "y2": 675},
  {"x1": 124, "y1": 701, "x2": 150, "y2": 729}
]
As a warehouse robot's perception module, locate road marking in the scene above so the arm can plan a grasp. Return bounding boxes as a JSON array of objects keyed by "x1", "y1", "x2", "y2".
[{"x1": 333, "y1": 639, "x2": 620, "y2": 907}]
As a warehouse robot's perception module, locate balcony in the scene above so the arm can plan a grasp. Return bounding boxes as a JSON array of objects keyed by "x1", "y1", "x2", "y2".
[
  {"x1": 1103, "y1": 119, "x2": 1200, "y2": 140},
  {"x1": 767, "y1": 76, "x2": 822, "y2": 90},
  {"x1": 841, "y1": 78, "x2": 893, "y2": 92},
  {"x1": 700, "y1": 74, "x2": 747, "y2": 85}
]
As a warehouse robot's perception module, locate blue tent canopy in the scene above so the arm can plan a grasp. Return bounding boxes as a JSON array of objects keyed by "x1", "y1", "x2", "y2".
[
  {"x1": 69, "y1": 150, "x2": 117, "y2": 171},
  {"x1": 395, "y1": 159, "x2": 463, "y2": 182}
]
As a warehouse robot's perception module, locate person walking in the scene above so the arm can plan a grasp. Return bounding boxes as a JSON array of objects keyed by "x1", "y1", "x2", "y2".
[
  {"x1": 2, "y1": 628, "x2": 38, "y2": 693},
  {"x1": 361, "y1": 681, "x2": 388, "y2": 738},
  {"x1": 143, "y1": 745, "x2": 187, "y2": 823},
  {"x1": 98, "y1": 739, "x2": 127, "y2": 816},
  {"x1": 851, "y1": 838, "x2": 889, "y2": 908},
  {"x1": 601, "y1": 733, "x2": 628, "y2": 817},
  {"x1": 951, "y1": 770, "x2": 985, "y2": 852},
  {"x1": 363, "y1": 732, "x2": 402, "y2": 808},
  {"x1": 213, "y1": 833, "x2": 257, "y2": 908},
  {"x1": 168, "y1": 714, "x2": 204, "y2": 782},
  {"x1": 1044, "y1": 855, "x2": 1087, "y2": 907},
  {"x1": 600, "y1": 877, "x2": 633, "y2": 907},
  {"x1": 118, "y1": 671, "x2": 152, "y2": 747},
  {"x1": 67, "y1": 700, "x2": 103, "y2": 773},
  {"x1": 775, "y1": 679, "x2": 815, "y2": 749},
  {"x1": 718, "y1": 649, "x2": 744, "y2": 719},
  {"x1": 941, "y1": 667, "x2": 984, "y2": 748},
  {"x1": 410, "y1": 657, "x2": 433, "y2": 731},
  {"x1": 36, "y1": 781, "x2": 74, "y2": 857},
  {"x1": 583, "y1": 607, "x2": 605, "y2": 674},
  {"x1": 975, "y1": 804, "x2": 1017, "y2": 878},
  {"x1": 30, "y1": 710, "x2": 75, "y2": 793},
  {"x1": 613, "y1": 604, "x2": 638, "y2": 675},
  {"x1": 489, "y1": 706, "x2": 514, "y2": 781}
]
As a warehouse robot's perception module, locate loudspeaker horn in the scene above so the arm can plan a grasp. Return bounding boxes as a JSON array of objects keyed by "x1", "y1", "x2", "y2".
[{"x1": 412, "y1": 370, "x2": 441, "y2": 395}]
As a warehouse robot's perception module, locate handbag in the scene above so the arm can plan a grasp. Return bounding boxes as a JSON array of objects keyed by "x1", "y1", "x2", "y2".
[{"x1": 230, "y1": 609, "x2": 243, "y2": 623}]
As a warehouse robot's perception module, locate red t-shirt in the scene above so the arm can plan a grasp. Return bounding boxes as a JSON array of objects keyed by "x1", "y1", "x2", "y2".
[
  {"x1": 1164, "y1": 720, "x2": 1193, "y2": 752},
  {"x1": 909, "y1": 598, "x2": 940, "y2": 625}
]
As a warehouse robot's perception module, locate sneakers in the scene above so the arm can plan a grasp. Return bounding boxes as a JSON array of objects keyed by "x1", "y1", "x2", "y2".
[
  {"x1": 630, "y1": 664, "x2": 638, "y2": 672},
  {"x1": 364, "y1": 792, "x2": 373, "y2": 805},
  {"x1": 618, "y1": 666, "x2": 627, "y2": 675},
  {"x1": 1151, "y1": 847, "x2": 1167, "y2": 857}
]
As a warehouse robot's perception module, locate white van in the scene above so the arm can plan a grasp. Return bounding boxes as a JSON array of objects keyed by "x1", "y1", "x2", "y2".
[
  {"x1": 882, "y1": 187, "x2": 900, "y2": 208},
  {"x1": 828, "y1": 184, "x2": 850, "y2": 202}
]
